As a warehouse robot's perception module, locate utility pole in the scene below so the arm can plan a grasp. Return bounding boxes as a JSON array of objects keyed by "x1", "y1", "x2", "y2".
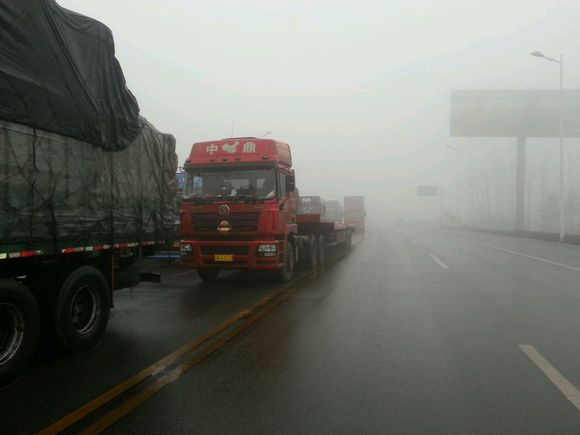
[
  {"x1": 530, "y1": 51, "x2": 565, "y2": 241},
  {"x1": 559, "y1": 54, "x2": 564, "y2": 241}
]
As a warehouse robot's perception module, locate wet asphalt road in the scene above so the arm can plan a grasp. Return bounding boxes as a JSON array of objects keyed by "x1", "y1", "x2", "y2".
[{"x1": 3, "y1": 227, "x2": 580, "y2": 434}]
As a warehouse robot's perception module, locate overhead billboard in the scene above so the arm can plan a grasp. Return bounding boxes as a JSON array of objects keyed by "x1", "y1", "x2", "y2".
[{"x1": 450, "y1": 90, "x2": 580, "y2": 137}]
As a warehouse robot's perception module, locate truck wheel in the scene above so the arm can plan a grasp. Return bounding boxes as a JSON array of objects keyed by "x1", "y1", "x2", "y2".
[
  {"x1": 198, "y1": 268, "x2": 220, "y2": 282},
  {"x1": 346, "y1": 231, "x2": 353, "y2": 249},
  {"x1": 0, "y1": 280, "x2": 40, "y2": 385},
  {"x1": 304, "y1": 236, "x2": 318, "y2": 269},
  {"x1": 276, "y1": 241, "x2": 295, "y2": 282},
  {"x1": 53, "y1": 266, "x2": 110, "y2": 354},
  {"x1": 317, "y1": 235, "x2": 326, "y2": 264}
]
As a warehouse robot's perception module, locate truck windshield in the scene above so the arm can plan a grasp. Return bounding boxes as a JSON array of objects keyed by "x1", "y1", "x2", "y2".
[{"x1": 183, "y1": 167, "x2": 276, "y2": 201}]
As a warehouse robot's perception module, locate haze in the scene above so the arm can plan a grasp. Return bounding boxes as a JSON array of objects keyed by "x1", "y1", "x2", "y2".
[{"x1": 59, "y1": 0, "x2": 580, "y2": 225}]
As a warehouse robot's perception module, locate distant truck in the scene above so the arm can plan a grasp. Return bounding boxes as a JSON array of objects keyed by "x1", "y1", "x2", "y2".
[
  {"x1": 299, "y1": 196, "x2": 326, "y2": 216},
  {"x1": 344, "y1": 196, "x2": 366, "y2": 233},
  {"x1": 0, "y1": 1, "x2": 177, "y2": 384},
  {"x1": 180, "y1": 138, "x2": 354, "y2": 282},
  {"x1": 324, "y1": 200, "x2": 344, "y2": 224}
]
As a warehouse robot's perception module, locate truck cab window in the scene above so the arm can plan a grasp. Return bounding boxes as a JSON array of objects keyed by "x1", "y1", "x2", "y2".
[{"x1": 278, "y1": 172, "x2": 287, "y2": 198}]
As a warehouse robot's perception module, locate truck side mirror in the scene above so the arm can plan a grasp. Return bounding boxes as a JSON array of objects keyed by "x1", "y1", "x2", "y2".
[{"x1": 286, "y1": 175, "x2": 296, "y2": 192}]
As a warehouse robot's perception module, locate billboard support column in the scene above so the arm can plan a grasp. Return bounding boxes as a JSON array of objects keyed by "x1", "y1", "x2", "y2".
[{"x1": 515, "y1": 136, "x2": 526, "y2": 231}]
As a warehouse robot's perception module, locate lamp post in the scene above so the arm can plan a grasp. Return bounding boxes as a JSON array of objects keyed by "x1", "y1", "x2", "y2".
[{"x1": 530, "y1": 51, "x2": 564, "y2": 241}]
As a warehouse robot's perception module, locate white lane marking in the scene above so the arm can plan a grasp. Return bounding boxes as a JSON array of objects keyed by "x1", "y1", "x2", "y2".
[
  {"x1": 429, "y1": 253, "x2": 449, "y2": 270},
  {"x1": 171, "y1": 270, "x2": 195, "y2": 278},
  {"x1": 459, "y1": 238, "x2": 580, "y2": 273},
  {"x1": 410, "y1": 239, "x2": 420, "y2": 246},
  {"x1": 519, "y1": 344, "x2": 580, "y2": 412}
]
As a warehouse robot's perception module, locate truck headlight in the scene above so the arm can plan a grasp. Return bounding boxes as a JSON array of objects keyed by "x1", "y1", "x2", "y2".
[{"x1": 257, "y1": 244, "x2": 277, "y2": 257}]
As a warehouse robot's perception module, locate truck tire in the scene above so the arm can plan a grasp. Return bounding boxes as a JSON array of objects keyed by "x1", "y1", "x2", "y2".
[
  {"x1": 198, "y1": 268, "x2": 220, "y2": 282},
  {"x1": 53, "y1": 266, "x2": 110, "y2": 354},
  {"x1": 276, "y1": 241, "x2": 295, "y2": 282},
  {"x1": 303, "y1": 236, "x2": 318, "y2": 269},
  {"x1": 317, "y1": 235, "x2": 326, "y2": 264},
  {"x1": 346, "y1": 231, "x2": 353, "y2": 249},
  {"x1": 0, "y1": 280, "x2": 40, "y2": 385}
]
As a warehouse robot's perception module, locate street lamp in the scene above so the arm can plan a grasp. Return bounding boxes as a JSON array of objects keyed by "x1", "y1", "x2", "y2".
[{"x1": 530, "y1": 51, "x2": 565, "y2": 241}]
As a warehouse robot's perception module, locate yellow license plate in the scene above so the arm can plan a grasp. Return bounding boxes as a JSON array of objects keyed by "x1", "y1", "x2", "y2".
[{"x1": 214, "y1": 254, "x2": 233, "y2": 262}]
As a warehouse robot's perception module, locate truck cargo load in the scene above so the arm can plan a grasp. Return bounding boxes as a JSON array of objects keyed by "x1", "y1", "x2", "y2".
[
  {"x1": 0, "y1": 0, "x2": 140, "y2": 151},
  {"x1": 0, "y1": 118, "x2": 177, "y2": 256}
]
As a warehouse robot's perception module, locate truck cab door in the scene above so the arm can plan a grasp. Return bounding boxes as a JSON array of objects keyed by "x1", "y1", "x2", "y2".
[{"x1": 279, "y1": 172, "x2": 295, "y2": 226}]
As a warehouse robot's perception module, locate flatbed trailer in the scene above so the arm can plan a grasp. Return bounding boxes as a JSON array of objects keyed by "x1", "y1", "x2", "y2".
[{"x1": 291, "y1": 212, "x2": 353, "y2": 269}]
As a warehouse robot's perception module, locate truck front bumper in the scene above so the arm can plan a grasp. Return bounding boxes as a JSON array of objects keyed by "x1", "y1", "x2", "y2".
[{"x1": 180, "y1": 240, "x2": 283, "y2": 270}]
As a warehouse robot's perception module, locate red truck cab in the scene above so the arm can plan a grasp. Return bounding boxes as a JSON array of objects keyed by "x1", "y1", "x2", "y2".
[{"x1": 180, "y1": 138, "x2": 297, "y2": 281}]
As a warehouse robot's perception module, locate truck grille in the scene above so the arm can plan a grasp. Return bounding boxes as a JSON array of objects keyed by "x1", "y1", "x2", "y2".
[
  {"x1": 200, "y1": 245, "x2": 250, "y2": 256},
  {"x1": 191, "y1": 212, "x2": 260, "y2": 233}
]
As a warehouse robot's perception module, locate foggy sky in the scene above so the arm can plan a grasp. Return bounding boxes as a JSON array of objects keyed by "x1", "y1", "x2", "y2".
[{"x1": 59, "y1": 0, "x2": 580, "y2": 222}]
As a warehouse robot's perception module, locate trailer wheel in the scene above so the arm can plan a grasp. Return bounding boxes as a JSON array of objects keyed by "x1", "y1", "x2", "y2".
[
  {"x1": 276, "y1": 241, "x2": 295, "y2": 282},
  {"x1": 53, "y1": 266, "x2": 110, "y2": 354},
  {"x1": 198, "y1": 268, "x2": 220, "y2": 282},
  {"x1": 0, "y1": 280, "x2": 39, "y2": 385},
  {"x1": 317, "y1": 235, "x2": 326, "y2": 264}
]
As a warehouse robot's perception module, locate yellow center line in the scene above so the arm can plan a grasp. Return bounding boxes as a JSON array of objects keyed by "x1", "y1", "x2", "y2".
[
  {"x1": 38, "y1": 289, "x2": 284, "y2": 435},
  {"x1": 40, "y1": 238, "x2": 363, "y2": 434},
  {"x1": 80, "y1": 286, "x2": 300, "y2": 434}
]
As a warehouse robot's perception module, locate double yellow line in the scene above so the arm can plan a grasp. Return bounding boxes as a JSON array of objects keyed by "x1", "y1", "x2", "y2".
[{"x1": 40, "y1": 239, "x2": 360, "y2": 434}]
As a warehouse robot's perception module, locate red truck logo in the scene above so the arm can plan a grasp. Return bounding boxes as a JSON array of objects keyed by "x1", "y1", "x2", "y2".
[
  {"x1": 222, "y1": 141, "x2": 239, "y2": 154},
  {"x1": 203, "y1": 141, "x2": 258, "y2": 155}
]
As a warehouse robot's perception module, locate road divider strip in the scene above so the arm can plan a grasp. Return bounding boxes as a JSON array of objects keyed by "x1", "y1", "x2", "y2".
[
  {"x1": 519, "y1": 344, "x2": 580, "y2": 412},
  {"x1": 429, "y1": 253, "x2": 449, "y2": 270},
  {"x1": 459, "y1": 238, "x2": 580, "y2": 273},
  {"x1": 40, "y1": 238, "x2": 362, "y2": 434}
]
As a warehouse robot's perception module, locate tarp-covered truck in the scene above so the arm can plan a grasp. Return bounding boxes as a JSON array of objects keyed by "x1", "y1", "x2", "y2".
[{"x1": 0, "y1": 0, "x2": 177, "y2": 384}]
